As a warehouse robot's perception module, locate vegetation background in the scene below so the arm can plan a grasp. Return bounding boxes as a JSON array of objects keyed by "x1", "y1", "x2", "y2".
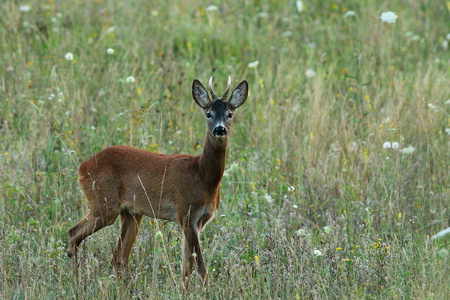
[{"x1": 0, "y1": 0, "x2": 448, "y2": 299}]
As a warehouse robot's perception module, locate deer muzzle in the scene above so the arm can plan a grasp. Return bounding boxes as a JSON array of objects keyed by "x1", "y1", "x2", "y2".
[{"x1": 213, "y1": 126, "x2": 227, "y2": 138}]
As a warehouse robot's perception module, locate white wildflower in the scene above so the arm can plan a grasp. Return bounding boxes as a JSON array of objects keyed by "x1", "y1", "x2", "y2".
[
  {"x1": 155, "y1": 230, "x2": 163, "y2": 239},
  {"x1": 281, "y1": 31, "x2": 293, "y2": 38},
  {"x1": 383, "y1": 141, "x2": 391, "y2": 149},
  {"x1": 428, "y1": 103, "x2": 440, "y2": 112},
  {"x1": 20, "y1": 5, "x2": 31, "y2": 12},
  {"x1": 257, "y1": 12, "x2": 269, "y2": 18},
  {"x1": 392, "y1": 142, "x2": 399, "y2": 149},
  {"x1": 445, "y1": 128, "x2": 450, "y2": 135},
  {"x1": 223, "y1": 162, "x2": 239, "y2": 177},
  {"x1": 323, "y1": 226, "x2": 332, "y2": 234},
  {"x1": 343, "y1": 11, "x2": 356, "y2": 17},
  {"x1": 105, "y1": 27, "x2": 116, "y2": 34},
  {"x1": 446, "y1": 33, "x2": 450, "y2": 40},
  {"x1": 295, "y1": 229, "x2": 308, "y2": 237},
  {"x1": 263, "y1": 194, "x2": 274, "y2": 203},
  {"x1": 313, "y1": 249, "x2": 323, "y2": 256},
  {"x1": 107, "y1": 48, "x2": 115, "y2": 55},
  {"x1": 443, "y1": 40, "x2": 448, "y2": 50},
  {"x1": 380, "y1": 11, "x2": 398, "y2": 23},
  {"x1": 432, "y1": 227, "x2": 450, "y2": 239},
  {"x1": 248, "y1": 60, "x2": 259, "y2": 68},
  {"x1": 65, "y1": 52, "x2": 74, "y2": 61},
  {"x1": 292, "y1": 204, "x2": 298, "y2": 209},
  {"x1": 287, "y1": 184, "x2": 296, "y2": 192},
  {"x1": 296, "y1": 1, "x2": 303, "y2": 13},
  {"x1": 400, "y1": 146, "x2": 415, "y2": 154},
  {"x1": 206, "y1": 5, "x2": 219, "y2": 12},
  {"x1": 126, "y1": 76, "x2": 136, "y2": 83},
  {"x1": 305, "y1": 68, "x2": 315, "y2": 78}
]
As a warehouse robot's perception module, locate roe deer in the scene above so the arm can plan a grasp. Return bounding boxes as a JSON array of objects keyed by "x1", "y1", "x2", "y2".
[{"x1": 68, "y1": 77, "x2": 248, "y2": 284}]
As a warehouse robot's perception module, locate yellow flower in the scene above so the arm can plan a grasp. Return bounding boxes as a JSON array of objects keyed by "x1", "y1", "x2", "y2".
[
  {"x1": 254, "y1": 255, "x2": 260, "y2": 266},
  {"x1": 336, "y1": 247, "x2": 343, "y2": 251}
]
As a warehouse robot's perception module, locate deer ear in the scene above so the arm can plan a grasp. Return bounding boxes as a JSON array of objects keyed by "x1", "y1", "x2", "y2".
[
  {"x1": 192, "y1": 79, "x2": 210, "y2": 108},
  {"x1": 229, "y1": 80, "x2": 248, "y2": 109}
]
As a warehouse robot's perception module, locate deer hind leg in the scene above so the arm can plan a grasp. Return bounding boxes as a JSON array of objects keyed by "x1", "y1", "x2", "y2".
[
  {"x1": 68, "y1": 176, "x2": 124, "y2": 258},
  {"x1": 68, "y1": 185, "x2": 121, "y2": 259},
  {"x1": 67, "y1": 207, "x2": 119, "y2": 258},
  {"x1": 112, "y1": 210, "x2": 143, "y2": 271},
  {"x1": 181, "y1": 226, "x2": 208, "y2": 285}
]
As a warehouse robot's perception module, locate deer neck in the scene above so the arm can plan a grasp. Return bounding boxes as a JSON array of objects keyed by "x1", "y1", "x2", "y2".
[{"x1": 199, "y1": 133, "x2": 228, "y2": 187}]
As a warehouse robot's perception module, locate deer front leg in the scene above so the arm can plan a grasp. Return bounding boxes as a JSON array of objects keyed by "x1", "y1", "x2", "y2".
[{"x1": 181, "y1": 226, "x2": 208, "y2": 285}]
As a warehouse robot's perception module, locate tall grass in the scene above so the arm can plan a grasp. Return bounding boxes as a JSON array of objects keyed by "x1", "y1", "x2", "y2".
[{"x1": 0, "y1": 0, "x2": 448, "y2": 299}]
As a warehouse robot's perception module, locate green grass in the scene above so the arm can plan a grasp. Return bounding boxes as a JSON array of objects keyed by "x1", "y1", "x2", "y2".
[{"x1": 0, "y1": 0, "x2": 448, "y2": 299}]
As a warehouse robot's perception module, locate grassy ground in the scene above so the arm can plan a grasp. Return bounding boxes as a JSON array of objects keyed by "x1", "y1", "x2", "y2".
[{"x1": 0, "y1": 0, "x2": 448, "y2": 299}]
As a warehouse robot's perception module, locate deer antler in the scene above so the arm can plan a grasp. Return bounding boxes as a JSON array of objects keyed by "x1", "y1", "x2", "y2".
[
  {"x1": 209, "y1": 76, "x2": 218, "y2": 99},
  {"x1": 221, "y1": 76, "x2": 231, "y2": 100}
]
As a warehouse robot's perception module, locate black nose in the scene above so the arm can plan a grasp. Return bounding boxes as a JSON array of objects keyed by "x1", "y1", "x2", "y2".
[{"x1": 213, "y1": 126, "x2": 227, "y2": 137}]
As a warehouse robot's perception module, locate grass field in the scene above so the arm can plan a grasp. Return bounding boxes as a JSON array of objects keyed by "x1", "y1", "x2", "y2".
[{"x1": 0, "y1": 0, "x2": 449, "y2": 299}]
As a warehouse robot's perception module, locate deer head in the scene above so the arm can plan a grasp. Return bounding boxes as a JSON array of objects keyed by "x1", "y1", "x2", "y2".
[{"x1": 192, "y1": 76, "x2": 248, "y2": 138}]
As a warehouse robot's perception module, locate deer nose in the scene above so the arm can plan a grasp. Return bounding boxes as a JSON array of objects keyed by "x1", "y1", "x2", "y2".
[{"x1": 213, "y1": 126, "x2": 227, "y2": 137}]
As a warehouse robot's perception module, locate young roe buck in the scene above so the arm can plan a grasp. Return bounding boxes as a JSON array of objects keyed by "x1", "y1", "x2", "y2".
[{"x1": 68, "y1": 77, "x2": 248, "y2": 284}]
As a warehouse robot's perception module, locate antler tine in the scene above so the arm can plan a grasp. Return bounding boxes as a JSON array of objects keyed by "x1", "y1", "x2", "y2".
[
  {"x1": 209, "y1": 76, "x2": 218, "y2": 99},
  {"x1": 221, "y1": 76, "x2": 232, "y2": 100}
]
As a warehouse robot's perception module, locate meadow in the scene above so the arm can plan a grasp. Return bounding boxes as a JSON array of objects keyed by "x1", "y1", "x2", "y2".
[{"x1": 0, "y1": 0, "x2": 448, "y2": 299}]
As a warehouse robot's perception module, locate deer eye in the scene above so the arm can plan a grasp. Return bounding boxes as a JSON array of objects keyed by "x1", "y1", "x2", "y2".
[
  {"x1": 228, "y1": 113, "x2": 233, "y2": 119},
  {"x1": 206, "y1": 112, "x2": 212, "y2": 119}
]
